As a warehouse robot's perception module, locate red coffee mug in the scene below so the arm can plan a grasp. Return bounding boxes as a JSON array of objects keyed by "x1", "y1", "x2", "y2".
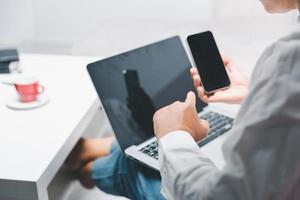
[{"x1": 14, "y1": 77, "x2": 44, "y2": 103}]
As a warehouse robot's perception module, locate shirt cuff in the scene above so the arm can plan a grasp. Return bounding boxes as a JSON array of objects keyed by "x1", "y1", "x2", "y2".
[{"x1": 158, "y1": 130, "x2": 203, "y2": 153}]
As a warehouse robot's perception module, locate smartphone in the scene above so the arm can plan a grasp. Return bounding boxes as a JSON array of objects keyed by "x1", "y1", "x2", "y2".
[
  {"x1": 187, "y1": 31, "x2": 230, "y2": 94},
  {"x1": 123, "y1": 69, "x2": 141, "y2": 96}
]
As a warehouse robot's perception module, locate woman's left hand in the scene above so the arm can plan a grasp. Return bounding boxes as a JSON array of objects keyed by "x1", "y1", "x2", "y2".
[{"x1": 191, "y1": 53, "x2": 249, "y2": 104}]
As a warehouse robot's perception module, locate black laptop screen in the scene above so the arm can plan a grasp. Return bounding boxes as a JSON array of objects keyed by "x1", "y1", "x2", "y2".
[{"x1": 87, "y1": 36, "x2": 207, "y2": 151}]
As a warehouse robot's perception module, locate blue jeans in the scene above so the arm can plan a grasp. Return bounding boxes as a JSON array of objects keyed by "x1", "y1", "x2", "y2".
[{"x1": 91, "y1": 140, "x2": 165, "y2": 200}]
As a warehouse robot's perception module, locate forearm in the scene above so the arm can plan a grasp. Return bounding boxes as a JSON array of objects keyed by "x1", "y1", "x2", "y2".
[{"x1": 158, "y1": 132, "x2": 223, "y2": 200}]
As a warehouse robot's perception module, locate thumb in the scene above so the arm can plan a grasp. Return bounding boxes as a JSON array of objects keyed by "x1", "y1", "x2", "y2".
[
  {"x1": 185, "y1": 91, "x2": 196, "y2": 106},
  {"x1": 200, "y1": 119, "x2": 209, "y2": 130},
  {"x1": 199, "y1": 119, "x2": 209, "y2": 133}
]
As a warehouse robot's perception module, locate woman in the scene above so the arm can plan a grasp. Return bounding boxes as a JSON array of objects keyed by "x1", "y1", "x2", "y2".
[{"x1": 66, "y1": 0, "x2": 300, "y2": 199}]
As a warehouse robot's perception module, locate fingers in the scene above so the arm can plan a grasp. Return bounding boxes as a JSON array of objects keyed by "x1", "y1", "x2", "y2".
[
  {"x1": 190, "y1": 63, "x2": 233, "y2": 104},
  {"x1": 190, "y1": 67, "x2": 198, "y2": 76},
  {"x1": 193, "y1": 74, "x2": 201, "y2": 88},
  {"x1": 197, "y1": 87, "x2": 224, "y2": 103},
  {"x1": 190, "y1": 68, "x2": 202, "y2": 89},
  {"x1": 185, "y1": 91, "x2": 196, "y2": 106},
  {"x1": 220, "y1": 52, "x2": 231, "y2": 66},
  {"x1": 192, "y1": 119, "x2": 209, "y2": 141},
  {"x1": 205, "y1": 90, "x2": 231, "y2": 103},
  {"x1": 196, "y1": 83, "x2": 222, "y2": 103},
  {"x1": 197, "y1": 87, "x2": 209, "y2": 103},
  {"x1": 220, "y1": 52, "x2": 235, "y2": 72},
  {"x1": 200, "y1": 119, "x2": 209, "y2": 135}
]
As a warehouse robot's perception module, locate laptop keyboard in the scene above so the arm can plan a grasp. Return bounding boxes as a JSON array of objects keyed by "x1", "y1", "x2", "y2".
[
  {"x1": 139, "y1": 111, "x2": 234, "y2": 160},
  {"x1": 140, "y1": 141, "x2": 159, "y2": 160},
  {"x1": 198, "y1": 111, "x2": 234, "y2": 146}
]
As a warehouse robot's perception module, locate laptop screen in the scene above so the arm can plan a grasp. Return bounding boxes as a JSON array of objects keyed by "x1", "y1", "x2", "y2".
[{"x1": 87, "y1": 36, "x2": 207, "y2": 151}]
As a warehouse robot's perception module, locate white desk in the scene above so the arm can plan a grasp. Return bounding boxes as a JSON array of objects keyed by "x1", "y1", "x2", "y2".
[{"x1": 0, "y1": 54, "x2": 102, "y2": 200}]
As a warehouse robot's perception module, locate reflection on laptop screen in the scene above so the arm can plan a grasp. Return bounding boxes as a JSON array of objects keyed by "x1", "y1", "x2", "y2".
[{"x1": 87, "y1": 36, "x2": 207, "y2": 151}]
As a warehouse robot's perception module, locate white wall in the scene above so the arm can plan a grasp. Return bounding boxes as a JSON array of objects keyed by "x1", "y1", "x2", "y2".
[
  {"x1": 0, "y1": 0, "x2": 36, "y2": 46},
  {"x1": 33, "y1": 0, "x2": 213, "y2": 41},
  {"x1": 0, "y1": 0, "x2": 288, "y2": 42},
  {"x1": 0, "y1": 0, "x2": 298, "y2": 71}
]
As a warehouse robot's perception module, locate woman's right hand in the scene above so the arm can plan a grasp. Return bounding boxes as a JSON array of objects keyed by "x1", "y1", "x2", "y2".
[{"x1": 191, "y1": 53, "x2": 249, "y2": 104}]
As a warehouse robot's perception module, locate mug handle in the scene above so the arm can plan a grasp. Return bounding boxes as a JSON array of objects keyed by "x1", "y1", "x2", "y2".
[{"x1": 38, "y1": 84, "x2": 45, "y2": 94}]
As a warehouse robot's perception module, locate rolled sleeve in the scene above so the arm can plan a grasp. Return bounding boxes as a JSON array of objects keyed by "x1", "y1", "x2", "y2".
[
  {"x1": 158, "y1": 131, "x2": 217, "y2": 199},
  {"x1": 159, "y1": 131, "x2": 201, "y2": 155}
]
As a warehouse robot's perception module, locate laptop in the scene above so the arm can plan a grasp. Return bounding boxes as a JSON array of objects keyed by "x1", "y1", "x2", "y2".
[{"x1": 87, "y1": 36, "x2": 235, "y2": 171}]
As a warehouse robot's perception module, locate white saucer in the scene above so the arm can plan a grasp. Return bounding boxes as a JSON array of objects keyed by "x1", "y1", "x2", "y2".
[{"x1": 6, "y1": 93, "x2": 50, "y2": 110}]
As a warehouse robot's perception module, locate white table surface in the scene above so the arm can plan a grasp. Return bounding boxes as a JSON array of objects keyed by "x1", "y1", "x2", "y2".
[
  {"x1": 0, "y1": 53, "x2": 241, "y2": 200},
  {"x1": 0, "y1": 54, "x2": 101, "y2": 200}
]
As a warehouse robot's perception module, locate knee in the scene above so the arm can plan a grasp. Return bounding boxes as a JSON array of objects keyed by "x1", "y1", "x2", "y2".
[{"x1": 90, "y1": 141, "x2": 144, "y2": 198}]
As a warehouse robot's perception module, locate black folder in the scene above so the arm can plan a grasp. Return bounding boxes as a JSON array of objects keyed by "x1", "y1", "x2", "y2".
[{"x1": 0, "y1": 49, "x2": 19, "y2": 74}]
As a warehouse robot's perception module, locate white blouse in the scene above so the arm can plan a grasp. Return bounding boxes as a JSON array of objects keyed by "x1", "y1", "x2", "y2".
[{"x1": 158, "y1": 24, "x2": 300, "y2": 200}]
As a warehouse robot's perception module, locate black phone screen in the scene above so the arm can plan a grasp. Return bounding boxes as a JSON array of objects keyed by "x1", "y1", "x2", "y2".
[{"x1": 187, "y1": 31, "x2": 230, "y2": 93}]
